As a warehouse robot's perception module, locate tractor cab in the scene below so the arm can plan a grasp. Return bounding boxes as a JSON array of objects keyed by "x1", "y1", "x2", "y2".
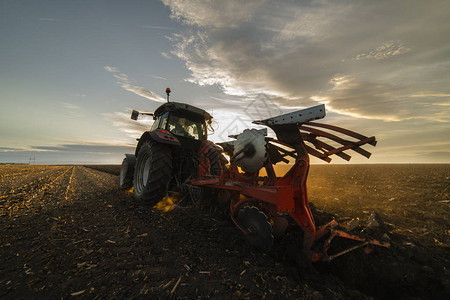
[
  {"x1": 152, "y1": 102, "x2": 210, "y2": 141},
  {"x1": 131, "y1": 101, "x2": 212, "y2": 151},
  {"x1": 151, "y1": 102, "x2": 212, "y2": 151}
]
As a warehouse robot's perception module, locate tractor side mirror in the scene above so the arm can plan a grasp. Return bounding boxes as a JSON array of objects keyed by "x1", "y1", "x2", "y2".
[{"x1": 131, "y1": 110, "x2": 139, "y2": 120}]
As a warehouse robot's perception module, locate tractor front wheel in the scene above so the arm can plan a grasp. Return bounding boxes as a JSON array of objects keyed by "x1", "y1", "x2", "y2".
[
  {"x1": 134, "y1": 141, "x2": 173, "y2": 204},
  {"x1": 119, "y1": 154, "x2": 135, "y2": 190}
]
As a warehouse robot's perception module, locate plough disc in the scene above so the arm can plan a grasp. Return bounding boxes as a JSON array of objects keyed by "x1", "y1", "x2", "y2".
[{"x1": 238, "y1": 206, "x2": 274, "y2": 253}]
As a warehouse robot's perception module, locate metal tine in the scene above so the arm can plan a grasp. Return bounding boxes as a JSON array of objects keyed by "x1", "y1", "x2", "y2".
[
  {"x1": 299, "y1": 125, "x2": 373, "y2": 158},
  {"x1": 301, "y1": 133, "x2": 352, "y2": 161},
  {"x1": 306, "y1": 121, "x2": 377, "y2": 146},
  {"x1": 270, "y1": 139, "x2": 332, "y2": 162},
  {"x1": 304, "y1": 145, "x2": 332, "y2": 162}
]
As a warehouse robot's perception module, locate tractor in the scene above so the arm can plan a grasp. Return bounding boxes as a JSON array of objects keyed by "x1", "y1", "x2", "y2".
[
  {"x1": 119, "y1": 89, "x2": 226, "y2": 203},
  {"x1": 120, "y1": 89, "x2": 389, "y2": 262}
]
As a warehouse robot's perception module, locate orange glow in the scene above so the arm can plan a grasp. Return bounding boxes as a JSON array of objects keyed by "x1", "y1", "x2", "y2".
[
  {"x1": 154, "y1": 195, "x2": 179, "y2": 212},
  {"x1": 125, "y1": 187, "x2": 134, "y2": 196}
]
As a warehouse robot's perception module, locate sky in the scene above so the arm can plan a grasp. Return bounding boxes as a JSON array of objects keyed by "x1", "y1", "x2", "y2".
[{"x1": 1, "y1": 0, "x2": 449, "y2": 164}]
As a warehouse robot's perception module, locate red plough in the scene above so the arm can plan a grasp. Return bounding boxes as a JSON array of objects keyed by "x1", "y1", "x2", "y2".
[{"x1": 191, "y1": 104, "x2": 389, "y2": 261}]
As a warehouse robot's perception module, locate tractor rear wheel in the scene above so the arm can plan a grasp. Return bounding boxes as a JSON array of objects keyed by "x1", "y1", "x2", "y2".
[
  {"x1": 134, "y1": 141, "x2": 173, "y2": 203},
  {"x1": 119, "y1": 154, "x2": 135, "y2": 190}
]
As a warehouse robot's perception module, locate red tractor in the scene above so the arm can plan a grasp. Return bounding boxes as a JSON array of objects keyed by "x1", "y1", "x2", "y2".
[
  {"x1": 119, "y1": 100, "x2": 225, "y2": 203},
  {"x1": 120, "y1": 90, "x2": 389, "y2": 261}
]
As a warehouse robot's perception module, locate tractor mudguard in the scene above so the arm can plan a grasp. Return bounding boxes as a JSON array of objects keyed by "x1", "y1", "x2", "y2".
[{"x1": 135, "y1": 130, "x2": 180, "y2": 157}]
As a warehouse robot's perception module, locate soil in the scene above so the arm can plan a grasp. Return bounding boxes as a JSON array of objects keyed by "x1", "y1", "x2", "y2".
[{"x1": 0, "y1": 164, "x2": 449, "y2": 299}]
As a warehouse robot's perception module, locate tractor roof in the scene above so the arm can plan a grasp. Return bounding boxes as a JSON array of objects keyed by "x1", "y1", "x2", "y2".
[{"x1": 154, "y1": 101, "x2": 213, "y2": 121}]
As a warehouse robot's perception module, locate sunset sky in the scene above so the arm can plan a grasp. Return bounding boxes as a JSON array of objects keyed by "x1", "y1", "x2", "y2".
[{"x1": 1, "y1": 0, "x2": 449, "y2": 164}]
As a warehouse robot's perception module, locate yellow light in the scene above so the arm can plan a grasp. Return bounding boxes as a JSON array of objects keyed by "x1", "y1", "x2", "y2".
[{"x1": 154, "y1": 195, "x2": 179, "y2": 212}]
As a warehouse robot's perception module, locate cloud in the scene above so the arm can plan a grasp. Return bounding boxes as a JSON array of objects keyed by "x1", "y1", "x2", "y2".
[
  {"x1": 168, "y1": 31, "x2": 285, "y2": 97},
  {"x1": 310, "y1": 74, "x2": 450, "y2": 122},
  {"x1": 61, "y1": 102, "x2": 84, "y2": 118},
  {"x1": 38, "y1": 17, "x2": 64, "y2": 22},
  {"x1": 355, "y1": 41, "x2": 411, "y2": 60},
  {"x1": 162, "y1": 0, "x2": 264, "y2": 28},
  {"x1": 104, "y1": 66, "x2": 166, "y2": 102},
  {"x1": 0, "y1": 147, "x2": 22, "y2": 152},
  {"x1": 161, "y1": 0, "x2": 450, "y2": 123},
  {"x1": 104, "y1": 66, "x2": 119, "y2": 73},
  {"x1": 410, "y1": 92, "x2": 450, "y2": 98},
  {"x1": 141, "y1": 25, "x2": 174, "y2": 30},
  {"x1": 103, "y1": 110, "x2": 153, "y2": 139},
  {"x1": 161, "y1": 52, "x2": 172, "y2": 59},
  {"x1": 61, "y1": 102, "x2": 81, "y2": 110},
  {"x1": 149, "y1": 75, "x2": 167, "y2": 80}
]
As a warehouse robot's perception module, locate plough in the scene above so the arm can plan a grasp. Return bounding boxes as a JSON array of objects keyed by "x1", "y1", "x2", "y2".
[{"x1": 191, "y1": 104, "x2": 389, "y2": 261}]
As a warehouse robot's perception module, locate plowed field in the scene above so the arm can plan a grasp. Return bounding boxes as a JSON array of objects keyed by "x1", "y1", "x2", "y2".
[{"x1": 0, "y1": 164, "x2": 449, "y2": 299}]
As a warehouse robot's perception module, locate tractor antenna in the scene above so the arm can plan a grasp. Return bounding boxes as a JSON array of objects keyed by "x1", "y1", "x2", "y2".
[{"x1": 166, "y1": 88, "x2": 171, "y2": 102}]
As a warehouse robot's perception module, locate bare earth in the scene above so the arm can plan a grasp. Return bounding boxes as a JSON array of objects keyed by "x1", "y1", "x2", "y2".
[{"x1": 0, "y1": 164, "x2": 449, "y2": 299}]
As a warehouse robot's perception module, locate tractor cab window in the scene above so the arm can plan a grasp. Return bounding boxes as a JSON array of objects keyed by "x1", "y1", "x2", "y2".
[
  {"x1": 167, "y1": 113, "x2": 206, "y2": 140},
  {"x1": 158, "y1": 112, "x2": 169, "y2": 130},
  {"x1": 151, "y1": 116, "x2": 160, "y2": 130}
]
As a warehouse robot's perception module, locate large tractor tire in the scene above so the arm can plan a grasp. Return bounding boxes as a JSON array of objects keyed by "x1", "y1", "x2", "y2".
[
  {"x1": 119, "y1": 154, "x2": 136, "y2": 190},
  {"x1": 133, "y1": 141, "x2": 173, "y2": 203}
]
